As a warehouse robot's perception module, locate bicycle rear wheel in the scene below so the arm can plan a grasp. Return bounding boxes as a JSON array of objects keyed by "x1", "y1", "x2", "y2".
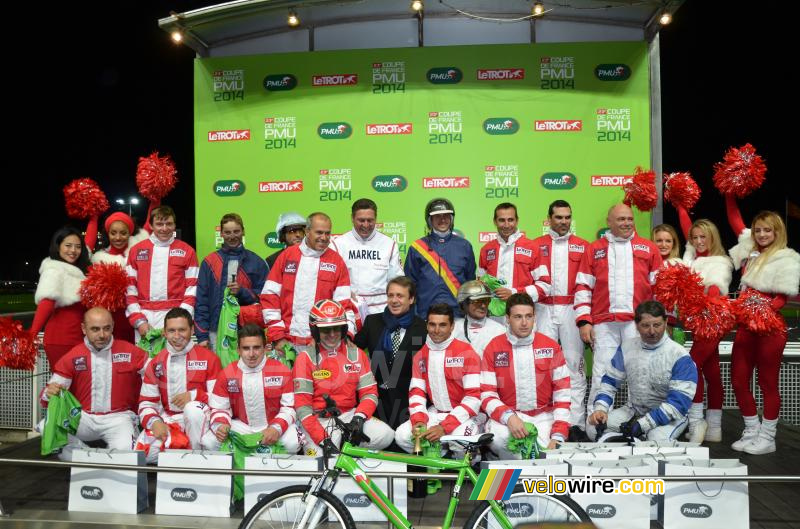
[
  {"x1": 463, "y1": 485, "x2": 590, "y2": 528},
  {"x1": 240, "y1": 484, "x2": 357, "y2": 529}
]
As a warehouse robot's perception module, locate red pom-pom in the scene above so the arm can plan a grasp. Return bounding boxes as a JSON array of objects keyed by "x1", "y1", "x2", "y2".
[
  {"x1": 622, "y1": 167, "x2": 658, "y2": 212},
  {"x1": 136, "y1": 152, "x2": 178, "y2": 201},
  {"x1": 664, "y1": 172, "x2": 701, "y2": 211},
  {"x1": 731, "y1": 289, "x2": 786, "y2": 335},
  {"x1": 63, "y1": 178, "x2": 110, "y2": 219},
  {"x1": 80, "y1": 263, "x2": 128, "y2": 311},
  {"x1": 712, "y1": 143, "x2": 767, "y2": 198},
  {"x1": 238, "y1": 304, "x2": 266, "y2": 328},
  {"x1": 0, "y1": 317, "x2": 38, "y2": 371},
  {"x1": 681, "y1": 295, "x2": 736, "y2": 342},
  {"x1": 654, "y1": 263, "x2": 695, "y2": 310}
]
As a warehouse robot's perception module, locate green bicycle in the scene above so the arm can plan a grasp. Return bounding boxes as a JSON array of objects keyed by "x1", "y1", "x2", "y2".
[{"x1": 240, "y1": 396, "x2": 589, "y2": 529}]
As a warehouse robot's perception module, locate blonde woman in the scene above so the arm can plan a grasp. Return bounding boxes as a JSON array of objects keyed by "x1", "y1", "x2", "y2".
[
  {"x1": 652, "y1": 224, "x2": 682, "y2": 263},
  {"x1": 727, "y1": 196, "x2": 800, "y2": 454}
]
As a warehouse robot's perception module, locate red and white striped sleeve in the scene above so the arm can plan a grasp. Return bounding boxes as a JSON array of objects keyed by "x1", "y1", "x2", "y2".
[
  {"x1": 260, "y1": 254, "x2": 286, "y2": 342},
  {"x1": 408, "y1": 352, "x2": 429, "y2": 426},
  {"x1": 524, "y1": 249, "x2": 551, "y2": 302},
  {"x1": 549, "y1": 345, "x2": 571, "y2": 441},
  {"x1": 181, "y1": 246, "x2": 199, "y2": 315},
  {"x1": 138, "y1": 359, "x2": 164, "y2": 428},
  {"x1": 270, "y1": 365, "x2": 295, "y2": 434},
  {"x1": 125, "y1": 247, "x2": 146, "y2": 327},
  {"x1": 573, "y1": 248, "x2": 595, "y2": 324},
  {"x1": 208, "y1": 375, "x2": 232, "y2": 427},
  {"x1": 441, "y1": 349, "x2": 482, "y2": 434},
  {"x1": 480, "y1": 346, "x2": 512, "y2": 424}
]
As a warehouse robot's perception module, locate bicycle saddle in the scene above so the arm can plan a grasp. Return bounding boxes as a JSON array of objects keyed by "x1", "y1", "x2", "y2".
[{"x1": 440, "y1": 433, "x2": 494, "y2": 447}]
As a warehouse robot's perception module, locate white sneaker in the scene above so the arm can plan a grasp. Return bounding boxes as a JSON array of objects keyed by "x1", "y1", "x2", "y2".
[
  {"x1": 743, "y1": 434, "x2": 775, "y2": 455},
  {"x1": 687, "y1": 419, "x2": 707, "y2": 444},
  {"x1": 731, "y1": 426, "x2": 759, "y2": 451},
  {"x1": 704, "y1": 426, "x2": 722, "y2": 443}
]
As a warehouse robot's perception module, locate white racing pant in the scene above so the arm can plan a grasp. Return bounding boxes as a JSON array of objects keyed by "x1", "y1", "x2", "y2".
[
  {"x1": 299, "y1": 409, "x2": 395, "y2": 457},
  {"x1": 133, "y1": 308, "x2": 170, "y2": 342},
  {"x1": 395, "y1": 407, "x2": 487, "y2": 459},
  {"x1": 486, "y1": 411, "x2": 554, "y2": 460},
  {"x1": 602, "y1": 404, "x2": 688, "y2": 443},
  {"x1": 50, "y1": 410, "x2": 138, "y2": 462},
  {"x1": 135, "y1": 400, "x2": 210, "y2": 464},
  {"x1": 535, "y1": 303, "x2": 587, "y2": 428},
  {"x1": 202, "y1": 419, "x2": 301, "y2": 454}
]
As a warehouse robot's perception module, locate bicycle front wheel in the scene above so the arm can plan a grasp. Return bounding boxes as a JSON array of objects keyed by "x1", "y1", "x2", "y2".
[
  {"x1": 463, "y1": 485, "x2": 590, "y2": 528},
  {"x1": 240, "y1": 484, "x2": 357, "y2": 529}
]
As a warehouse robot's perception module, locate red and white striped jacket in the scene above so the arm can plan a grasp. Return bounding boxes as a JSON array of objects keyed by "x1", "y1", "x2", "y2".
[
  {"x1": 478, "y1": 232, "x2": 551, "y2": 302},
  {"x1": 409, "y1": 337, "x2": 481, "y2": 434},
  {"x1": 531, "y1": 231, "x2": 589, "y2": 305},
  {"x1": 125, "y1": 235, "x2": 199, "y2": 327},
  {"x1": 574, "y1": 232, "x2": 662, "y2": 325},
  {"x1": 260, "y1": 240, "x2": 357, "y2": 343},
  {"x1": 138, "y1": 343, "x2": 221, "y2": 428},
  {"x1": 209, "y1": 357, "x2": 295, "y2": 434},
  {"x1": 293, "y1": 342, "x2": 378, "y2": 444},
  {"x1": 480, "y1": 332, "x2": 571, "y2": 440},
  {"x1": 43, "y1": 338, "x2": 147, "y2": 414}
]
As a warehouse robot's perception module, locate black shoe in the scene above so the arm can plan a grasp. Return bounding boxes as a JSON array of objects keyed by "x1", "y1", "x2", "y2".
[{"x1": 568, "y1": 425, "x2": 591, "y2": 442}]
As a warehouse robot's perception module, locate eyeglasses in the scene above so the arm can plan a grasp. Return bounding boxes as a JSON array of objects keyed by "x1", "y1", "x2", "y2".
[{"x1": 285, "y1": 226, "x2": 306, "y2": 234}]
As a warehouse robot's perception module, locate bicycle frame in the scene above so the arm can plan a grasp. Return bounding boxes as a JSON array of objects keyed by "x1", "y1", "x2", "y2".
[{"x1": 327, "y1": 442, "x2": 514, "y2": 529}]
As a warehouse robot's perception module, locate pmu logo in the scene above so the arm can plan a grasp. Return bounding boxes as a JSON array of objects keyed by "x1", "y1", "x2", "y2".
[
  {"x1": 259, "y1": 180, "x2": 303, "y2": 192},
  {"x1": 343, "y1": 494, "x2": 370, "y2": 507},
  {"x1": 535, "y1": 120, "x2": 582, "y2": 132},
  {"x1": 681, "y1": 503, "x2": 712, "y2": 518},
  {"x1": 318, "y1": 122, "x2": 352, "y2": 139},
  {"x1": 595, "y1": 64, "x2": 631, "y2": 81},
  {"x1": 208, "y1": 129, "x2": 250, "y2": 142},
  {"x1": 596, "y1": 108, "x2": 631, "y2": 141},
  {"x1": 171, "y1": 488, "x2": 198, "y2": 502},
  {"x1": 540, "y1": 56, "x2": 575, "y2": 89},
  {"x1": 485, "y1": 165, "x2": 519, "y2": 199},
  {"x1": 591, "y1": 175, "x2": 632, "y2": 186},
  {"x1": 372, "y1": 61, "x2": 406, "y2": 94},
  {"x1": 312, "y1": 74, "x2": 358, "y2": 86},
  {"x1": 541, "y1": 172, "x2": 578, "y2": 190},
  {"x1": 483, "y1": 118, "x2": 519, "y2": 135},
  {"x1": 366, "y1": 123, "x2": 412, "y2": 135},
  {"x1": 505, "y1": 503, "x2": 534, "y2": 518},
  {"x1": 423, "y1": 177, "x2": 470, "y2": 189},
  {"x1": 586, "y1": 504, "x2": 616, "y2": 518},
  {"x1": 213, "y1": 69, "x2": 244, "y2": 102},
  {"x1": 477, "y1": 68, "x2": 525, "y2": 80},
  {"x1": 213, "y1": 180, "x2": 246, "y2": 196},
  {"x1": 263, "y1": 74, "x2": 297, "y2": 91},
  {"x1": 80, "y1": 486, "x2": 103, "y2": 500},
  {"x1": 371, "y1": 175, "x2": 407, "y2": 192},
  {"x1": 264, "y1": 231, "x2": 282, "y2": 249},
  {"x1": 427, "y1": 67, "x2": 463, "y2": 84}
]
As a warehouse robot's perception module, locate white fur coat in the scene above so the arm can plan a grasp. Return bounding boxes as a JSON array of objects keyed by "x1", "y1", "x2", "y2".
[
  {"x1": 35, "y1": 258, "x2": 85, "y2": 307},
  {"x1": 728, "y1": 229, "x2": 800, "y2": 296},
  {"x1": 683, "y1": 243, "x2": 734, "y2": 294},
  {"x1": 91, "y1": 229, "x2": 149, "y2": 266}
]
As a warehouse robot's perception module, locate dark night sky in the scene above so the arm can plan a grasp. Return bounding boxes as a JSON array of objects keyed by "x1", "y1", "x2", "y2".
[{"x1": 3, "y1": 0, "x2": 796, "y2": 281}]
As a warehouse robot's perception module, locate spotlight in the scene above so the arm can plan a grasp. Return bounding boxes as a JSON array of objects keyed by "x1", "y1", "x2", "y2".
[
  {"x1": 411, "y1": 1, "x2": 423, "y2": 12},
  {"x1": 170, "y1": 30, "x2": 183, "y2": 43},
  {"x1": 532, "y1": 1, "x2": 545, "y2": 16},
  {"x1": 659, "y1": 11, "x2": 672, "y2": 25},
  {"x1": 288, "y1": 10, "x2": 300, "y2": 27}
]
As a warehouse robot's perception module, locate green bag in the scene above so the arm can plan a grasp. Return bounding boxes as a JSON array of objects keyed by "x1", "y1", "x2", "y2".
[
  {"x1": 506, "y1": 422, "x2": 545, "y2": 460},
  {"x1": 268, "y1": 343, "x2": 297, "y2": 369},
  {"x1": 216, "y1": 287, "x2": 241, "y2": 367},
  {"x1": 41, "y1": 389, "x2": 82, "y2": 455},
  {"x1": 480, "y1": 274, "x2": 507, "y2": 317},
  {"x1": 137, "y1": 328, "x2": 167, "y2": 358},
  {"x1": 220, "y1": 430, "x2": 286, "y2": 501},
  {"x1": 419, "y1": 434, "x2": 442, "y2": 494}
]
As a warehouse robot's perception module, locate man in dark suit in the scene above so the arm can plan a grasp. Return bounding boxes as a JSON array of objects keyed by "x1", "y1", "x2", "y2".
[{"x1": 354, "y1": 276, "x2": 426, "y2": 429}]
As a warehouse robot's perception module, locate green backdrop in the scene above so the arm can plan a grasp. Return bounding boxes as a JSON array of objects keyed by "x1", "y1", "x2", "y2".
[{"x1": 194, "y1": 41, "x2": 651, "y2": 259}]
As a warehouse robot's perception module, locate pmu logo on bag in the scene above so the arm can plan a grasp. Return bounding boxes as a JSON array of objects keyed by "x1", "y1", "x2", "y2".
[
  {"x1": 586, "y1": 504, "x2": 616, "y2": 518},
  {"x1": 366, "y1": 123, "x2": 413, "y2": 135},
  {"x1": 591, "y1": 175, "x2": 632, "y2": 186},
  {"x1": 427, "y1": 67, "x2": 463, "y2": 84},
  {"x1": 187, "y1": 360, "x2": 207, "y2": 371},
  {"x1": 445, "y1": 357, "x2": 465, "y2": 367},
  {"x1": 371, "y1": 175, "x2": 407, "y2": 192},
  {"x1": 263, "y1": 74, "x2": 297, "y2": 91},
  {"x1": 213, "y1": 180, "x2": 246, "y2": 196},
  {"x1": 505, "y1": 503, "x2": 534, "y2": 518},
  {"x1": 112, "y1": 353, "x2": 131, "y2": 363},
  {"x1": 317, "y1": 122, "x2": 352, "y2": 139},
  {"x1": 423, "y1": 177, "x2": 470, "y2": 189},
  {"x1": 171, "y1": 488, "x2": 198, "y2": 502},
  {"x1": 595, "y1": 64, "x2": 631, "y2": 81},
  {"x1": 681, "y1": 503, "x2": 712, "y2": 518},
  {"x1": 541, "y1": 172, "x2": 578, "y2": 190},
  {"x1": 213, "y1": 69, "x2": 244, "y2": 102},
  {"x1": 80, "y1": 486, "x2": 103, "y2": 500},
  {"x1": 483, "y1": 118, "x2": 519, "y2": 135},
  {"x1": 312, "y1": 74, "x2": 357, "y2": 86},
  {"x1": 344, "y1": 494, "x2": 370, "y2": 507},
  {"x1": 259, "y1": 180, "x2": 303, "y2": 192},
  {"x1": 477, "y1": 68, "x2": 525, "y2": 80},
  {"x1": 208, "y1": 129, "x2": 250, "y2": 142},
  {"x1": 535, "y1": 120, "x2": 582, "y2": 132}
]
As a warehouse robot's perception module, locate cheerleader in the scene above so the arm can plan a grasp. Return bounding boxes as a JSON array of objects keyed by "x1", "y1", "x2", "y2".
[
  {"x1": 727, "y1": 196, "x2": 800, "y2": 454},
  {"x1": 30, "y1": 226, "x2": 93, "y2": 367},
  {"x1": 675, "y1": 206, "x2": 733, "y2": 443},
  {"x1": 90, "y1": 212, "x2": 149, "y2": 341},
  {"x1": 652, "y1": 223, "x2": 682, "y2": 263}
]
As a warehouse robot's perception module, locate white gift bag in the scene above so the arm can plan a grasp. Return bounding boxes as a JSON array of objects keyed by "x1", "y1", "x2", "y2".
[
  {"x1": 545, "y1": 448, "x2": 624, "y2": 461},
  {"x1": 68, "y1": 448, "x2": 147, "y2": 514},
  {"x1": 329, "y1": 458, "x2": 407, "y2": 522},
  {"x1": 483, "y1": 459, "x2": 570, "y2": 477},
  {"x1": 658, "y1": 458, "x2": 749, "y2": 529},
  {"x1": 631, "y1": 444, "x2": 709, "y2": 458},
  {"x1": 156, "y1": 450, "x2": 233, "y2": 517},
  {"x1": 244, "y1": 455, "x2": 322, "y2": 514},
  {"x1": 560, "y1": 442, "x2": 635, "y2": 453},
  {"x1": 569, "y1": 460, "x2": 655, "y2": 529}
]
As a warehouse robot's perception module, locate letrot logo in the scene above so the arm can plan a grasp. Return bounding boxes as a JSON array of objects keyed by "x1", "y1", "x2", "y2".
[
  {"x1": 586, "y1": 504, "x2": 617, "y2": 518},
  {"x1": 258, "y1": 180, "x2": 303, "y2": 193},
  {"x1": 681, "y1": 503, "x2": 712, "y2": 518},
  {"x1": 595, "y1": 64, "x2": 631, "y2": 81},
  {"x1": 423, "y1": 177, "x2": 470, "y2": 189},
  {"x1": 171, "y1": 488, "x2": 198, "y2": 502},
  {"x1": 483, "y1": 118, "x2": 519, "y2": 135},
  {"x1": 208, "y1": 129, "x2": 250, "y2": 142},
  {"x1": 366, "y1": 123, "x2": 413, "y2": 135},
  {"x1": 312, "y1": 74, "x2": 358, "y2": 86},
  {"x1": 317, "y1": 122, "x2": 352, "y2": 139},
  {"x1": 80, "y1": 486, "x2": 104, "y2": 500},
  {"x1": 591, "y1": 175, "x2": 632, "y2": 187},
  {"x1": 263, "y1": 74, "x2": 297, "y2": 91},
  {"x1": 477, "y1": 68, "x2": 525, "y2": 80},
  {"x1": 535, "y1": 120, "x2": 582, "y2": 132},
  {"x1": 343, "y1": 494, "x2": 371, "y2": 507},
  {"x1": 371, "y1": 175, "x2": 407, "y2": 192},
  {"x1": 427, "y1": 67, "x2": 463, "y2": 84},
  {"x1": 504, "y1": 502, "x2": 534, "y2": 518}
]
